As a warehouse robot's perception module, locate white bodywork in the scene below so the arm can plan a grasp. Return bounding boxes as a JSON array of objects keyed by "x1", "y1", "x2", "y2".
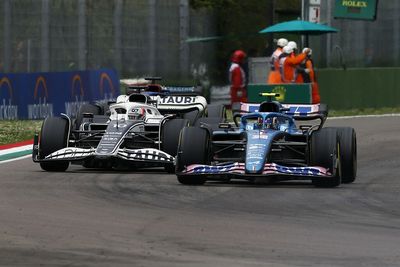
[
  {"x1": 110, "y1": 93, "x2": 208, "y2": 123},
  {"x1": 110, "y1": 99, "x2": 164, "y2": 125}
]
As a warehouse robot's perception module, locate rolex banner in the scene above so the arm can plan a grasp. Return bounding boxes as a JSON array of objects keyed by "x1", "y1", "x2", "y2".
[{"x1": 334, "y1": 0, "x2": 378, "y2": 21}]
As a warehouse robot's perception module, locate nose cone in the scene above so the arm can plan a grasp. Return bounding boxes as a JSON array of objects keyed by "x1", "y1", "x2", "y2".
[{"x1": 245, "y1": 129, "x2": 283, "y2": 174}]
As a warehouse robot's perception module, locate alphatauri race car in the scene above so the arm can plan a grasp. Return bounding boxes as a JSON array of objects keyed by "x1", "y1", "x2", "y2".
[
  {"x1": 32, "y1": 79, "x2": 226, "y2": 172},
  {"x1": 176, "y1": 93, "x2": 357, "y2": 187}
]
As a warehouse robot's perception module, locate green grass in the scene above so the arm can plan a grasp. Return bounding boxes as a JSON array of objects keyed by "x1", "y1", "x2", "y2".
[
  {"x1": 0, "y1": 120, "x2": 42, "y2": 145},
  {"x1": 1, "y1": 107, "x2": 400, "y2": 145}
]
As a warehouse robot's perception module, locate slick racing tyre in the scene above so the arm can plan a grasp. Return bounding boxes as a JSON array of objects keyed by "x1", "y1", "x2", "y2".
[
  {"x1": 335, "y1": 127, "x2": 357, "y2": 183},
  {"x1": 74, "y1": 104, "x2": 101, "y2": 130},
  {"x1": 207, "y1": 104, "x2": 226, "y2": 121},
  {"x1": 176, "y1": 127, "x2": 210, "y2": 185},
  {"x1": 310, "y1": 127, "x2": 342, "y2": 188},
  {"x1": 39, "y1": 117, "x2": 70, "y2": 172},
  {"x1": 161, "y1": 118, "x2": 189, "y2": 173},
  {"x1": 194, "y1": 117, "x2": 223, "y2": 131}
]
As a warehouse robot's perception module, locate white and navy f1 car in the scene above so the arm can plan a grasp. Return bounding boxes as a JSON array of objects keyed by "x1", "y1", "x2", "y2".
[
  {"x1": 176, "y1": 93, "x2": 357, "y2": 187},
  {"x1": 33, "y1": 79, "x2": 225, "y2": 172}
]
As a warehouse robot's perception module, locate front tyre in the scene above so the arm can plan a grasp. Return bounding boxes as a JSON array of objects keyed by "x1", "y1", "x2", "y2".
[
  {"x1": 161, "y1": 118, "x2": 189, "y2": 173},
  {"x1": 39, "y1": 117, "x2": 70, "y2": 172},
  {"x1": 310, "y1": 128, "x2": 341, "y2": 188},
  {"x1": 176, "y1": 127, "x2": 210, "y2": 185},
  {"x1": 336, "y1": 127, "x2": 357, "y2": 183}
]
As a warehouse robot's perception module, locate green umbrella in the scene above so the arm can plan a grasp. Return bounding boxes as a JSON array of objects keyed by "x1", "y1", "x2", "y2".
[
  {"x1": 259, "y1": 20, "x2": 339, "y2": 35},
  {"x1": 259, "y1": 20, "x2": 338, "y2": 47}
]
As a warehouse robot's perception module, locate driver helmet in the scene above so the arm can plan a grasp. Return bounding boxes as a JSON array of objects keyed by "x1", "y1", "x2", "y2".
[
  {"x1": 265, "y1": 117, "x2": 278, "y2": 129},
  {"x1": 129, "y1": 107, "x2": 146, "y2": 120},
  {"x1": 253, "y1": 117, "x2": 263, "y2": 129}
]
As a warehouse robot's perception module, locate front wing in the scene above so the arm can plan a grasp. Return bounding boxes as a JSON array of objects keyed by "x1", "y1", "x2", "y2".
[
  {"x1": 33, "y1": 147, "x2": 174, "y2": 164},
  {"x1": 179, "y1": 162, "x2": 333, "y2": 180}
]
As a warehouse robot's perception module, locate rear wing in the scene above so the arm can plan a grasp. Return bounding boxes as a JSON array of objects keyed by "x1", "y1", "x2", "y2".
[
  {"x1": 239, "y1": 102, "x2": 328, "y2": 125},
  {"x1": 150, "y1": 94, "x2": 207, "y2": 114}
]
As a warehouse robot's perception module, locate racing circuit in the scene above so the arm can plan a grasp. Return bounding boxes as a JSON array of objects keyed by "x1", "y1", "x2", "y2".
[{"x1": 0, "y1": 115, "x2": 400, "y2": 266}]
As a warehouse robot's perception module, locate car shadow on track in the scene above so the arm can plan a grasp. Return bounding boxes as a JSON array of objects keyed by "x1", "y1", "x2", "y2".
[{"x1": 200, "y1": 180, "x2": 317, "y2": 189}]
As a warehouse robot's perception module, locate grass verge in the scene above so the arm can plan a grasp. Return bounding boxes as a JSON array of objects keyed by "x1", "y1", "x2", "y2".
[{"x1": 0, "y1": 120, "x2": 42, "y2": 145}]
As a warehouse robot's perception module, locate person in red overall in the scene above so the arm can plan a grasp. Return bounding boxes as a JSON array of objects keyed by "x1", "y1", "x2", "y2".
[
  {"x1": 229, "y1": 50, "x2": 247, "y2": 109},
  {"x1": 267, "y1": 38, "x2": 288, "y2": 84}
]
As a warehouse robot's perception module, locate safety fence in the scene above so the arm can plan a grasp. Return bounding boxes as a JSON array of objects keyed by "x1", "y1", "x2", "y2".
[{"x1": 0, "y1": 0, "x2": 216, "y2": 80}]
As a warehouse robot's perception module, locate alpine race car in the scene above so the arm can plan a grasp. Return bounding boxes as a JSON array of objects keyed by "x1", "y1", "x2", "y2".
[
  {"x1": 175, "y1": 93, "x2": 357, "y2": 187},
  {"x1": 32, "y1": 79, "x2": 226, "y2": 172}
]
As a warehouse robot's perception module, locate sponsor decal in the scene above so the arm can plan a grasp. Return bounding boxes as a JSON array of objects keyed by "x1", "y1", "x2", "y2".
[
  {"x1": 99, "y1": 72, "x2": 115, "y2": 97},
  {"x1": 240, "y1": 103, "x2": 259, "y2": 113},
  {"x1": 160, "y1": 96, "x2": 196, "y2": 104},
  {"x1": 283, "y1": 105, "x2": 316, "y2": 116},
  {"x1": 341, "y1": 0, "x2": 367, "y2": 8},
  {"x1": 29, "y1": 76, "x2": 53, "y2": 119},
  {"x1": 0, "y1": 77, "x2": 18, "y2": 119},
  {"x1": 249, "y1": 144, "x2": 267, "y2": 150},
  {"x1": 118, "y1": 148, "x2": 173, "y2": 161},
  {"x1": 112, "y1": 123, "x2": 128, "y2": 128},
  {"x1": 272, "y1": 86, "x2": 286, "y2": 102},
  {"x1": 187, "y1": 163, "x2": 244, "y2": 174},
  {"x1": 184, "y1": 162, "x2": 330, "y2": 176},
  {"x1": 65, "y1": 74, "x2": 88, "y2": 117},
  {"x1": 251, "y1": 133, "x2": 269, "y2": 139},
  {"x1": 165, "y1": 86, "x2": 195, "y2": 93},
  {"x1": 46, "y1": 148, "x2": 95, "y2": 159}
]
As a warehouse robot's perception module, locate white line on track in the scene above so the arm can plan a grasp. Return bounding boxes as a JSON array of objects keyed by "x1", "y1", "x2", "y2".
[
  {"x1": 328, "y1": 113, "x2": 400, "y2": 120},
  {"x1": 0, "y1": 154, "x2": 31, "y2": 164}
]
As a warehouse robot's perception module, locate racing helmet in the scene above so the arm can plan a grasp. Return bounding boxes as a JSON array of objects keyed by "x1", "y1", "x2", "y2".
[
  {"x1": 129, "y1": 107, "x2": 146, "y2": 120},
  {"x1": 288, "y1": 41, "x2": 297, "y2": 50},
  {"x1": 265, "y1": 117, "x2": 278, "y2": 129},
  {"x1": 283, "y1": 45, "x2": 294, "y2": 55},
  {"x1": 231, "y1": 50, "x2": 247, "y2": 64},
  {"x1": 252, "y1": 117, "x2": 263, "y2": 129},
  {"x1": 277, "y1": 38, "x2": 288, "y2": 48}
]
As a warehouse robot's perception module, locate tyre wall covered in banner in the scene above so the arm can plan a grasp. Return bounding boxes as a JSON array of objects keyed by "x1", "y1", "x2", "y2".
[{"x1": 0, "y1": 68, "x2": 119, "y2": 120}]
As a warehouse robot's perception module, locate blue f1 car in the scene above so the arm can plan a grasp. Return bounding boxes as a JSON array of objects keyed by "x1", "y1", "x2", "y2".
[{"x1": 175, "y1": 93, "x2": 357, "y2": 187}]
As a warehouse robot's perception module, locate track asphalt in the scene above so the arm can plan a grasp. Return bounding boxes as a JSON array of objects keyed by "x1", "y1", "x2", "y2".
[{"x1": 0, "y1": 116, "x2": 399, "y2": 266}]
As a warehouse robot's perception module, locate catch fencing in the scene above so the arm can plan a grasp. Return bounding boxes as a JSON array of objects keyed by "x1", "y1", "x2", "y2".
[{"x1": 0, "y1": 0, "x2": 216, "y2": 80}]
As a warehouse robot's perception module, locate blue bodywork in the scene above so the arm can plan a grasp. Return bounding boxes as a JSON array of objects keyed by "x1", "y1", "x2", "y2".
[
  {"x1": 240, "y1": 112, "x2": 300, "y2": 174},
  {"x1": 181, "y1": 110, "x2": 332, "y2": 178}
]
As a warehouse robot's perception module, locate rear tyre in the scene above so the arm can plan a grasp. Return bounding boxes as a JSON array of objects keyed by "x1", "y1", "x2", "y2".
[
  {"x1": 207, "y1": 104, "x2": 226, "y2": 120},
  {"x1": 336, "y1": 127, "x2": 357, "y2": 183},
  {"x1": 74, "y1": 104, "x2": 101, "y2": 130},
  {"x1": 183, "y1": 111, "x2": 200, "y2": 126},
  {"x1": 39, "y1": 117, "x2": 70, "y2": 172},
  {"x1": 194, "y1": 117, "x2": 223, "y2": 131},
  {"x1": 310, "y1": 128, "x2": 341, "y2": 188},
  {"x1": 161, "y1": 118, "x2": 189, "y2": 173},
  {"x1": 176, "y1": 127, "x2": 210, "y2": 185}
]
